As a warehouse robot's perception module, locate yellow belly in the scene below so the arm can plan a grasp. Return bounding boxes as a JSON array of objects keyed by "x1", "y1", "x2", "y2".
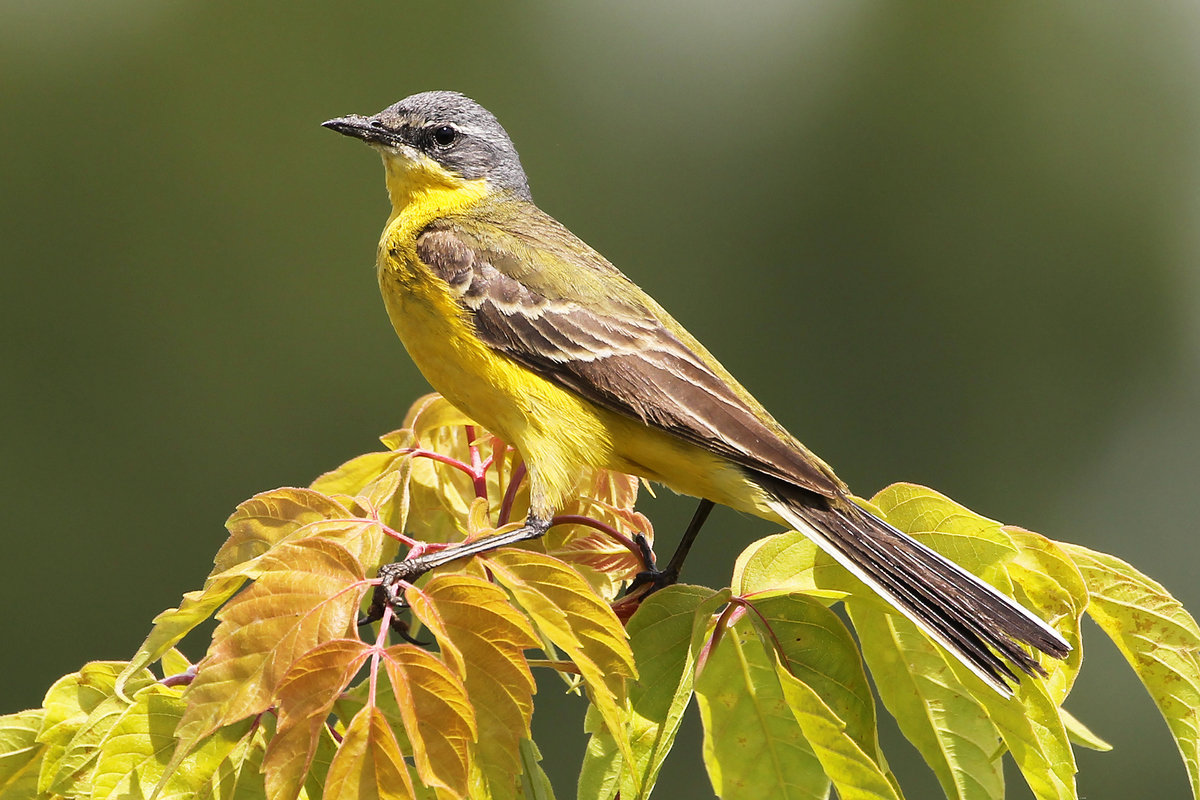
[{"x1": 376, "y1": 255, "x2": 777, "y2": 520}]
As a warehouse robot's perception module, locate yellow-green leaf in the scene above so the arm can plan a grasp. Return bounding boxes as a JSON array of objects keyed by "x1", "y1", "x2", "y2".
[
  {"x1": 89, "y1": 683, "x2": 250, "y2": 800},
  {"x1": 694, "y1": 614, "x2": 828, "y2": 799},
  {"x1": 846, "y1": 602, "x2": 1003, "y2": 800},
  {"x1": 403, "y1": 393, "x2": 474, "y2": 440},
  {"x1": 199, "y1": 715, "x2": 270, "y2": 800},
  {"x1": 311, "y1": 450, "x2": 400, "y2": 499},
  {"x1": 949, "y1": 662, "x2": 1076, "y2": 800},
  {"x1": 324, "y1": 706, "x2": 414, "y2": 800},
  {"x1": 516, "y1": 738, "x2": 556, "y2": 800},
  {"x1": 160, "y1": 648, "x2": 193, "y2": 680},
  {"x1": 774, "y1": 661, "x2": 902, "y2": 800},
  {"x1": 870, "y1": 484, "x2": 1018, "y2": 582},
  {"x1": 732, "y1": 531, "x2": 857, "y2": 602},
  {"x1": 578, "y1": 585, "x2": 727, "y2": 800},
  {"x1": 1062, "y1": 542, "x2": 1200, "y2": 798},
  {"x1": 1059, "y1": 707, "x2": 1112, "y2": 752},
  {"x1": 750, "y1": 594, "x2": 894, "y2": 796},
  {"x1": 0, "y1": 708, "x2": 45, "y2": 799},
  {"x1": 38, "y1": 663, "x2": 157, "y2": 797},
  {"x1": 1003, "y1": 528, "x2": 1087, "y2": 702}
]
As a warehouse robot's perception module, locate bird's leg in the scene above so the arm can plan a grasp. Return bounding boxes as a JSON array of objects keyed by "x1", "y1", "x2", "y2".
[
  {"x1": 362, "y1": 515, "x2": 552, "y2": 625},
  {"x1": 625, "y1": 498, "x2": 715, "y2": 596}
]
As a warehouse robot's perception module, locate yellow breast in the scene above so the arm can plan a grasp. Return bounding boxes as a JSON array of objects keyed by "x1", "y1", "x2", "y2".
[{"x1": 374, "y1": 169, "x2": 620, "y2": 512}]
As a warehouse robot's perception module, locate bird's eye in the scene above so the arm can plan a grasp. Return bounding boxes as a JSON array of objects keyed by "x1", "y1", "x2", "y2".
[{"x1": 431, "y1": 125, "x2": 458, "y2": 148}]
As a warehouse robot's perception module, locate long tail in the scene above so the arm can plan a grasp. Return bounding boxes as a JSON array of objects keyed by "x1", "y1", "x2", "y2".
[{"x1": 766, "y1": 492, "x2": 1071, "y2": 696}]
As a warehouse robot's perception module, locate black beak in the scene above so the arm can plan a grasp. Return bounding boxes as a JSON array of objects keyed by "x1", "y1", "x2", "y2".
[{"x1": 322, "y1": 114, "x2": 396, "y2": 146}]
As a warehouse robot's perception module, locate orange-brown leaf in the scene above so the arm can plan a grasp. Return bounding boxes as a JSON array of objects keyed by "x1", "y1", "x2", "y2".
[
  {"x1": 324, "y1": 706, "x2": 414, "y2": 800},
  {"x1": 382, "y1": 645, "x2": 475, "y2": 797},
  {"x1": 262, "y1": 723, "x2": 313, "y2": 800},
  {"x1": 545, "y1": 500, "x2": 651, "y2": 597},
  {"x1": 261, "y1": 638, "x2": 373, "y2": 799},
  {"x1": 482, "y1": 550, "x2": 636, "y2": 764},
  {"x1": 286, "y1": 518, "x2": 387, "y2": 575},
  {"x1": 216, "y1": 488, "x2": 351, "y2": 574},
  {"x1": 176, "y1": 539, "x2": 368, "y2": 750},
  {"x1": 405, "y1": 575, "x2": 538, "y2": 800}
]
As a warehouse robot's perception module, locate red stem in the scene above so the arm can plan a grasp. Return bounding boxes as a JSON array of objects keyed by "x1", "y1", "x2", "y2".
[
  {"x1": 465, "y1": 426, "x2": 490, "y2": 500},
  {"x1": 368, "y1": 604, "x2": 393, "y2": 708},
  {"x1": 398, "y1": 447, "x2": 475, "y2": 477},
  {"x1": 498, "y1": 461, "x2": 527, "y2": 526}
]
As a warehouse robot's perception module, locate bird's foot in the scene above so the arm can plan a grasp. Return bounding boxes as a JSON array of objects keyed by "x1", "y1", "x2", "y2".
[{"x1": 623, "y1": 532, "x2": 680, "y2": 599}]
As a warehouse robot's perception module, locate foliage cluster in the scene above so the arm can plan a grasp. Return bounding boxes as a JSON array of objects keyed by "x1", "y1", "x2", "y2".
[{"x1": 1, "y1": 394, "x2": 1198, "y2": 800}]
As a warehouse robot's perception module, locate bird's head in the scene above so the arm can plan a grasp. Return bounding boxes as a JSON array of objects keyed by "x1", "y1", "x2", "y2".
[{"x1": 324, "y1": 91, "x2": 531, "y2": 209}]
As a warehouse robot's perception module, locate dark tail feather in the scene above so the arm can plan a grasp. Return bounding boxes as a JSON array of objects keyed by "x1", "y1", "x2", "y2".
[{"x1": 768, "y1": 494, "x2": 1070, "y2": 695}]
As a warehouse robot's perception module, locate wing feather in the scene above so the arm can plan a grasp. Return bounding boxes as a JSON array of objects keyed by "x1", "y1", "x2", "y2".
[{"x1": 417, "y1": 219, "x2": 842, "y2": 499}]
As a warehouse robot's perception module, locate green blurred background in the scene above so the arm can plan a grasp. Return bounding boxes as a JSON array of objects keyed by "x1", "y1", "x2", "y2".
[{"x1": 3, "y1": 2, "x2": 1198, "y2": 797}]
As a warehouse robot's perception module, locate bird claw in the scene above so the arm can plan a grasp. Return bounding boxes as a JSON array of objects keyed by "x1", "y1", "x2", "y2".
[{"x1": 359, "y1": 560, "x2": 433, "y2": 646}]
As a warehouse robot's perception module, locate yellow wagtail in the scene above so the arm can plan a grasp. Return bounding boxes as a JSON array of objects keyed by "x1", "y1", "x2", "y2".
[{"x1": 324, "y1": 91, "x2": 1068, "y2": 694}]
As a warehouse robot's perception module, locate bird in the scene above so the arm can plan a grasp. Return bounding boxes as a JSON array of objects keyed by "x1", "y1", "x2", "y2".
[{"x1": 323, "y1": 90, "x2": 1069, "y2": 695}]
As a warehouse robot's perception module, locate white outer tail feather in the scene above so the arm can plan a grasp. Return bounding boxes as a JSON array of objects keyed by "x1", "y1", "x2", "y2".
[{"x1": 767, "y1": 498, "x2": 1070, "y2": 697}]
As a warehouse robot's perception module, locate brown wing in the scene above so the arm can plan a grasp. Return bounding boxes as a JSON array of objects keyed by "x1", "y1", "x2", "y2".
[{"x1": 416, "y1": 217, "x2": 842, "y2": 500}]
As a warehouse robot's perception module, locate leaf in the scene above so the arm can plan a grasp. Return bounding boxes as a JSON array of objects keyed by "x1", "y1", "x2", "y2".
[
  {"x1": 199, "y1": 715, "x2": 271, "y2": 800},
  {"x1": 311, "y1": 445, "x2": 413, "y2": 540},
  {"x1": 311, "y1": 450, "x2": 400, "y2": 500},
  {"x1": 176, "y1": 538, "x2": 368, "y2": 751},
  {"x1": 863, "y1": 491, "x2": 1077, "y2": 799},
  {"x1": 403, "y1": 392, "x2": 475, "y2": 439},
  {"x1": 282, "y1": 518, "x2": 388, "y2": 577},
  {"x1": 846, "y1": 602, "x2": 1003, "y2": 800},
  {"x1": 160, "y1": 648, "x2": 194, "y2": 680},
  {"x1": 543, "y1": 503, "x2": 651, "y2": 602},
  {"x1": 217, "y1": 488, "x2": 354, "y2": 573},
  {"x1": 694, "y1": 613, "x2": 829, "y2": 799},
  {"x1": 774, "y1": 666, "x2": 901, "y2": 800},
  {"x1": 750, "y1": 594, "x2": 900, "y2": 800},
  {"x1": 578, "y1": 585, "x2": 726, "y2": 800},
  {"x1": 516, "y1": 738, "x2": 556, "y2": 800},
  {"x1": 546, "y1": 471, "x2": 648, "y2": 599},
  {"x1": 38, "y1": 663, "x2": 157, "y2": 797},
  {"x1": 482, "y1": 549, "x2": 637, "y2": 770},
  {"x1": 265, "y1": 638, "x2": 372, "y2": 798},
  {"x1": 89, "y1": 683, "x2": 251, "y2": 800},
  {"x1": 1003, "y1": 528, "x2": 1088, "y2": 701},
  {"x1": 119, "y1": 488, "x2": 353, "y2": 695},
  {"x1": 405, "y1": 575, "x2": 538, "y2": 800},
  {"x1": 400, "y1": 401, "x2": 483, "y2": 545},
  {"x1": 949, "y1": 662, "x2": 1077, "y2": 800},
  {"x1": 0, "y1": 708, "x2": 45, "y2": 799},
  {"x1": 732, "y1": 531, "x2": 857, "y2": 602},
  {"x1": 1062, "y1": 542, "x2": 1200, "y2": 798},
  {"x1": 870, "y1": 483, "x2": 1019, "y2": 583},
  {"x1": 1059, "y1": 707, "x2": 1111, "y2": 752},
  {"x1": 382, "y1": 644, "x2": 476, "y2": 797},
  {"x1": 324, "y1": 706, "x2": 414, "y2": 800},
  {"x1": 43, "y1": 693, "x2": 132, "y2": 796},
  {"x1": 264, "y1": 718, "x2": 341, "y2": 800},
  {"x1": 300, "y1": 723, "x2": 341, "y2": 800}
]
